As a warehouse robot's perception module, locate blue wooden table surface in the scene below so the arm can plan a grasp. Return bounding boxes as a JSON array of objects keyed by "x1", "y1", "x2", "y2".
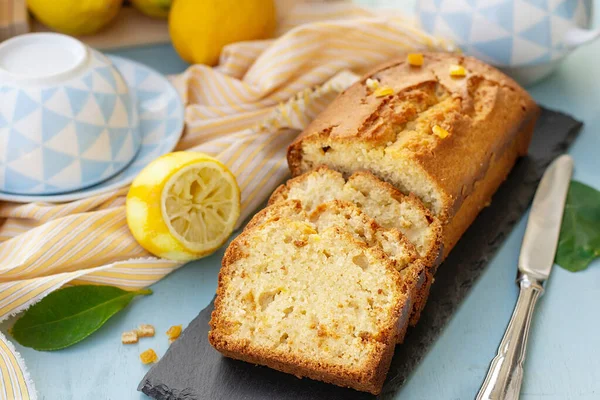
[{"x1": 1, "y1": 3, "x2": 599, "y2": 399}]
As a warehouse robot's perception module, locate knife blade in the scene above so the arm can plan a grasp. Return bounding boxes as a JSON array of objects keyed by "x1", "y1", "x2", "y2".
[
  {"x1": 518, "y1": 154, "x2": 574, "y2": 281},
  {"x1": 477, "y1": 154, "x2": 574, "y2": 400}
]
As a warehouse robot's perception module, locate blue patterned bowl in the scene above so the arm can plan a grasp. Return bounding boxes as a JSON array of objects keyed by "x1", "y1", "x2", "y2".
[{"x1": 0, "y1": 33, "x2": 140, "y2": 195}]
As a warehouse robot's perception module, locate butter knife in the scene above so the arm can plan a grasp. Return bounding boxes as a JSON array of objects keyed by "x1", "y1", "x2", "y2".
[{"x1": 476, "y1": 154, "x2": 574, "y2": 400}]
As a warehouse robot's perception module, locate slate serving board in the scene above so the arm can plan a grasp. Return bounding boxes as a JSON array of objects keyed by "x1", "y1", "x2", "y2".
[{"x1": 139, "y1": 108, "x2": 582, "y2": 400}]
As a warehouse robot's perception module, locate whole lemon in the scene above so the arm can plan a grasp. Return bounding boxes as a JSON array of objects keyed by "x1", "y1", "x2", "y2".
[
  {"x1": 131, "y1": 0, "x2": 172, "y2": 19},
  {"x1": 169, "y1": 0, "x2": 276, "y2": 65},
  {"x1": 28, "y1": 0, "x2": 123, "y2": 36}
]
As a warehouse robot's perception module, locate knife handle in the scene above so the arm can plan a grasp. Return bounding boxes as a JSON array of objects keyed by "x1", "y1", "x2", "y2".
[{"x1": 476, "y1": 273, "x2": 544, "y2": 400}]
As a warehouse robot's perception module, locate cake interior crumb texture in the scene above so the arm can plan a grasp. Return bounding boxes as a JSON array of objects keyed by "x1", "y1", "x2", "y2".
[
  {"x1": 249, "y1": 198, "x2": 419, "y2": 271},
  {"x1": 248, "y1": 196, "x2": 430, "y2": 332},
  {"x1": 269, "y1": 166, "x2": 442, "y2": 267},
  {"x1": 210, "y1": 218, "x2": 409, "y2": 394}
]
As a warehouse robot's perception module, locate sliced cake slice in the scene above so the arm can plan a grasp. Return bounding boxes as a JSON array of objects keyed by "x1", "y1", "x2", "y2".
[
  {"x1": 210, "y1": 218, "x2": 410, "y2": 394},
  {"x1": 247, "y1": 199, "x2": 419, "y2": 271},
  {"x1": 269, "y1": 166, "x2": 442, "y2": 269},
  {"x1": 266, "y1": 167, "x2": 442, "y2": 325},
  {"x1": 247, "y1": 199, "x2": 428, "y2": 332}
]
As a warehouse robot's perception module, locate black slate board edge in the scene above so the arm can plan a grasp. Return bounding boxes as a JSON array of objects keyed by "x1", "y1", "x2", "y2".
[{"x1": 139, "y1": 108, "x2": 582, "y2": 400}]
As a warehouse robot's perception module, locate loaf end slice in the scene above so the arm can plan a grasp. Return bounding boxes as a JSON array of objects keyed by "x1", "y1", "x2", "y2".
[{"x1": 210, "y1": 218, "x2": 410, "y2": 394}]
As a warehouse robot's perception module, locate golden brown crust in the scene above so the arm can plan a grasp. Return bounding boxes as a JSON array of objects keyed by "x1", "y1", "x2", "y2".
[
  {"x1": 246, "y1": 199, "x2": 307, "y2": 231},
  {"x1": 210, "y1": 219, "x2": 409, "y2": 394},
  {"x1": 441, "y1": 113, "x2": 536, "y2": 256},
  {"x1": 209, "y1": 335, "x2": 394, "y2": 394},
  {"x1": 407, "y1": 271, "x2": 433, "y2": 326},
  {"x1": 406, "y1": 115, "x2": 535, "y2": 324},
  {"x1": 287, "y1": 52, "x2": 539, "y2": 223}
]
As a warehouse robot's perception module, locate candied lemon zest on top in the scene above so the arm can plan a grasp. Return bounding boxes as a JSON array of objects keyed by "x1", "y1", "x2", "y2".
[
  {"x1": 432, "y1": 125, "x2": 450, "y2": 139},
  {"x1": 449, "y1": 64, "x2": 466, "y2": 77},
  {"x1": 407, "y1": 53, "x2": 424, "y2": 66},
  {"x1": 374, "y1": 86, "x2": 394, "y2": 97}
]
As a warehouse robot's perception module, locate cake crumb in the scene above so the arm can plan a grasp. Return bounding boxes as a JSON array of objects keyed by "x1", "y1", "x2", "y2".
[
  {"x1": 121, "y1": 331, "x2": 138, "y2": 344},
  {"x1": 136, "y1": 324, "x2": 155, "y2": 338},
  {"x1": 140, "y1": 349, "x2": 158, "y2": 364}
]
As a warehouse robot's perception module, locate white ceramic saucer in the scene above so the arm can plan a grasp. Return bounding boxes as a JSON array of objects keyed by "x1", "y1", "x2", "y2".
[{"x1": 0, "y1": 55, "x2": 184, "y2": 203}]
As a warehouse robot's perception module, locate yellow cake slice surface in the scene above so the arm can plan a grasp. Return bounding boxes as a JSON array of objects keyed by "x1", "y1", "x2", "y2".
[{"x1": 210, "y1": 218, "x2": 410, "y2": 394}]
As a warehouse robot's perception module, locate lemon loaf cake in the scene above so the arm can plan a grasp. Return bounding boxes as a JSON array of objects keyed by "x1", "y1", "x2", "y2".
[
  {"x1": 287, "y1": 53, "x2": 539, "y2": 253},
  {"x1": 210, "y1": 218, "x2": 411, "y2": 394}
]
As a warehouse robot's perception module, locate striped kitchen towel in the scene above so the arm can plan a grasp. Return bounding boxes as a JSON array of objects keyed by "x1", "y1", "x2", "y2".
[{"x1": 0, "y1": 2, "x2": 452, "y2": 398}]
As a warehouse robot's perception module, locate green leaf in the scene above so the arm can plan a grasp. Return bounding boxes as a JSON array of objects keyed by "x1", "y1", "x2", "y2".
[
  {"x1": 555, "y1": 181, "x2": 600, "y2": 272},
  {"x1": 10, "y1": 285, "x2": 151, "y2": 351}
]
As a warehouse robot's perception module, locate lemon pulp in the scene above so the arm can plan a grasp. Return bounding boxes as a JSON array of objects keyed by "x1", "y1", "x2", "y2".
[
  {"x1": 162, "y1": 162, "x2": 238, "y2": 252},
  {"x1": 126, "y1": 152, "x2": 240, "y2": 261}
]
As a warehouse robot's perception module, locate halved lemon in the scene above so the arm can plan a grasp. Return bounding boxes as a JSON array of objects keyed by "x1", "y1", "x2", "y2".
[{"x1": 126, "y1": 152, "x2": 240, "y2": 261}]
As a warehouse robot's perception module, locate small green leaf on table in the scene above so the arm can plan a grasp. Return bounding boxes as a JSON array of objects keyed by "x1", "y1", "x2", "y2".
[
  {"x1": 10, "y1": 285, "x2": 152, "y2": 351},
  {"x1": 556, "y1": 181, "x2": 600, "y2": 272}
]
